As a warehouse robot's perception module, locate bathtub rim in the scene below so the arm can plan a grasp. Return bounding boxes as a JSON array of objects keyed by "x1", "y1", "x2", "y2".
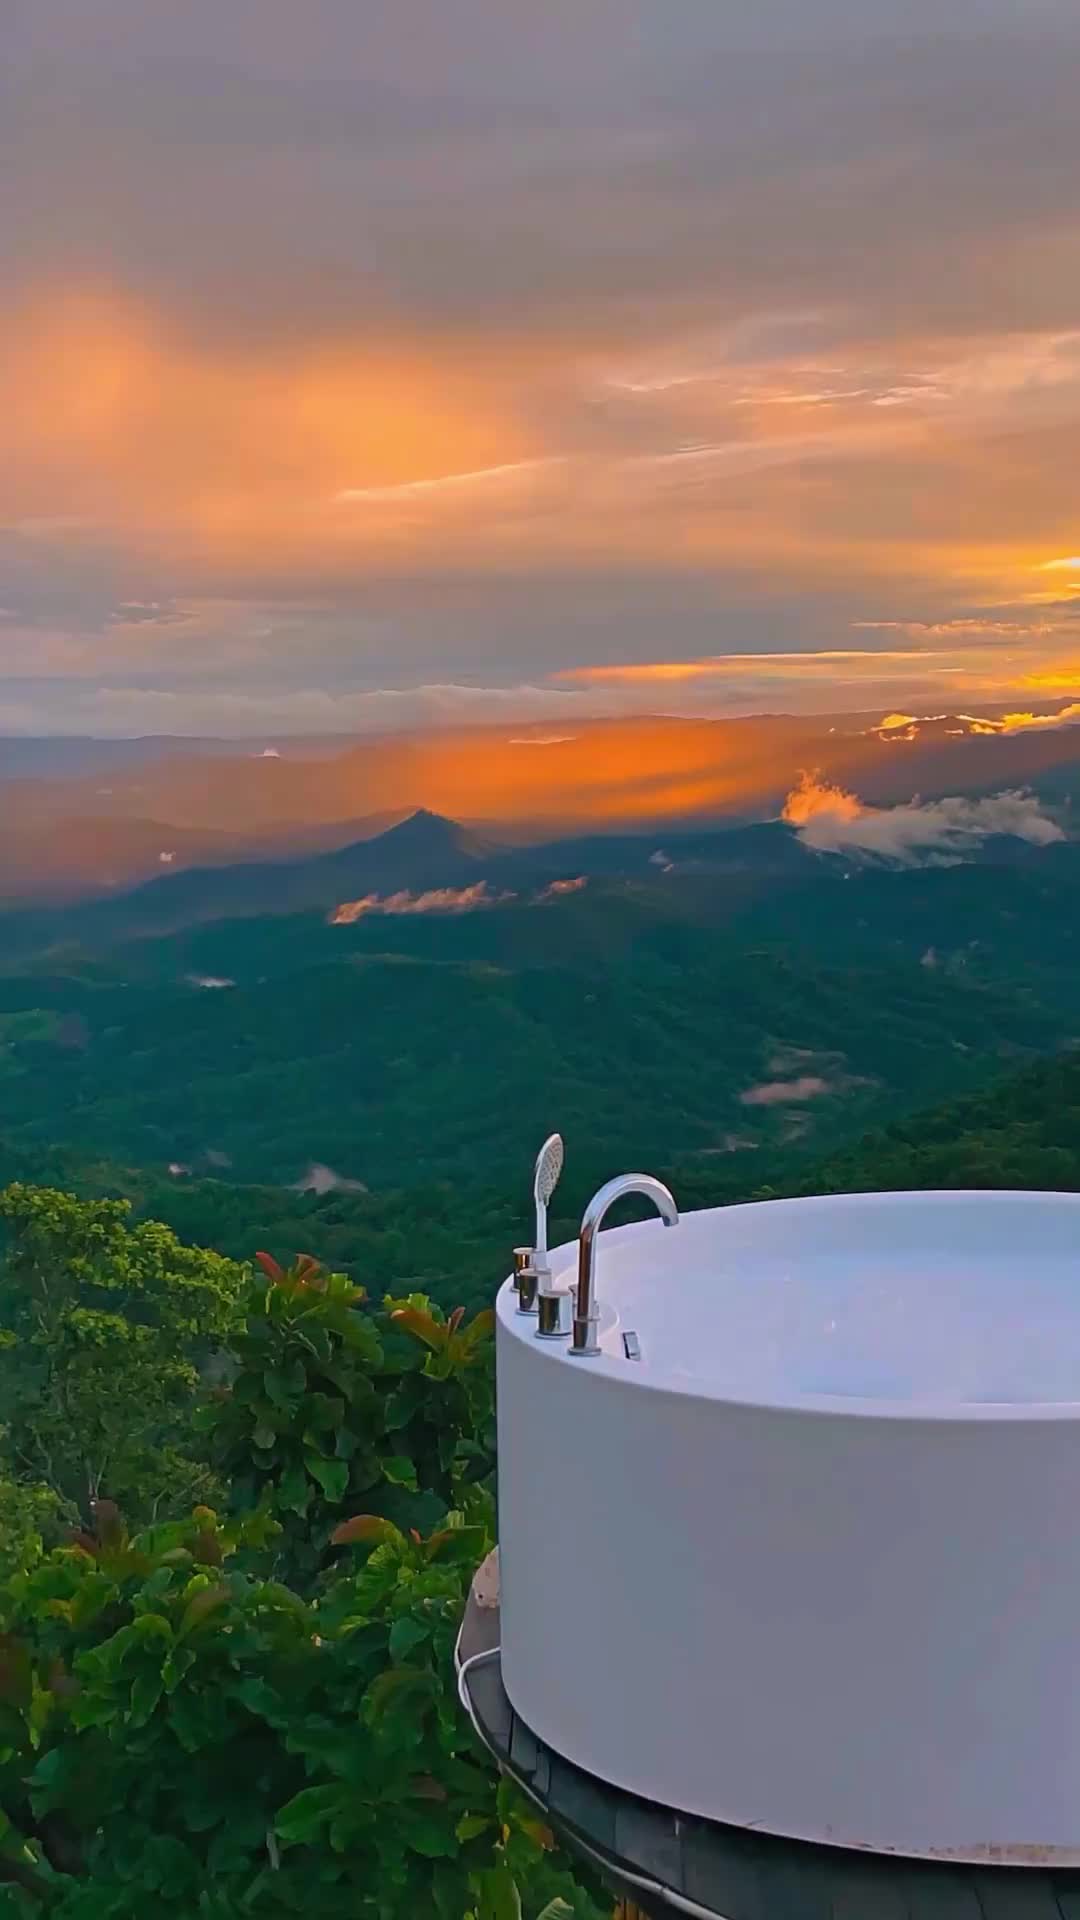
[{"x1": 497, "y1": 1186, "x2": 1080, "y2": 1425}]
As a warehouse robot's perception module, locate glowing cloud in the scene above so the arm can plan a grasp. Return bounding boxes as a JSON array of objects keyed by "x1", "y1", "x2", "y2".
[
  {"x1": 782, "y1": 773, "x2": 1063, "y2": 865},
  {"x1": 557, "y1": 650, "x2": 928, "y2": 687},
  {"x1": 871, "y1": 704, "x2": 1080, "y2": 734},
  {"x1": 507, "y1": 734, "x2": 579, "y2": 747},
  {"x1": 853, "y1": 620, "x2": 1053, "y2": 638},
  {"x1": 336, "y1": 459, "x2": 559, "y2": 504},
  {"x1": 328, "y1": 882, "x2": 507, "y2": 924},
  {"x1": 1019, "y1": 666, "x2": 1080, "y2": 694},
  {"x1": 782, "y1": 772, "x2": 864, "y2": 828},
  {"x1": 996, "y1": 704, "x2": 1080, "y2": 732}
]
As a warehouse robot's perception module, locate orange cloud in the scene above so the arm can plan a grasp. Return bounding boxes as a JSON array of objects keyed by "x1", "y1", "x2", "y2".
[
  {"x1": 781, "y1": 771, "x2": 864, "y2": 827},
  {"x1": 1019, "y1": 665, "x2": 1080, "y2": 693},
  {"x1": 9, "y1": 289, "x2": 1080, "y2": 611},
  {"x1": 997, "y1": 703, "x2": 1080, "y2": 731},
  {"x1": 0, "y1": 289, "x2": 537, "y2": 580},
  {"x1": 853, "y1": 619, "x2": 1054, "y2": 638},
  {"x1": 328, "y1": 882, "x2": 506, "y2": 924},
  {"x1": 557, "y1": 650, "x2": 930, "y2": 687},
  {"x1": 7, "y1": 280, "x2": 1080, "y2": 742}
]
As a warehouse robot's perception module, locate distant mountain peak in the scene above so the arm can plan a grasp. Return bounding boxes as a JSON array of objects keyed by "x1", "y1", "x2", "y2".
[
  {"x1": 393, "y1": 807, "x2": 458, "y2": 832},
  {"x1": 375, "y1": 809, "x2": 493, "y2": 858}
]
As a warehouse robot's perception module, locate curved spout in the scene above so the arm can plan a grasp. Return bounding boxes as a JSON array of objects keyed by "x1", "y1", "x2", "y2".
[{"x1": 571, "y1": 1173, "x2": 678, "y2": 1356}]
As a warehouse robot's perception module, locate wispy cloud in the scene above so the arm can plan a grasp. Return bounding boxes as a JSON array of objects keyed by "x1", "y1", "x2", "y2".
[
  {"x1": 507, "y1": 733, "x2": 578, "y2": 746},
  {"x1": 555, "y1": 649, "x2": 932, "y2": 687},
  {"x1": 336, "y1": 459, "x2": 560, "y2": 505},
  {"x1": 328, "y1": 882, "x2": 508, "y2": 924},
  {"x1": 853, "y1": 619, "x2": 1055, "y2": 639},
  {"x1": 740, "y1": 1076, "x2": 833, "y2": 1107}
]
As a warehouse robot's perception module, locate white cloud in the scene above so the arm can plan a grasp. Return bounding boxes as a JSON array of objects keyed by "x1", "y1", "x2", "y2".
[
  {"x1": 292, "y1": 1163, "x2": 367, "y2": 1195},
  {"x1": 741, "y1": 1076, "x2": 833, "y2": 1107},
  {"x1": 782, "y1": 771, "x2": 1064, "y2": 865}
]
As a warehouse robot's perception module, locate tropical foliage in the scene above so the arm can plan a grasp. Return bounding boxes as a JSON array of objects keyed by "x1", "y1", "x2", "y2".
[{"x1": 0, "y1": 1196, "x2": 599, "y2": 1919}]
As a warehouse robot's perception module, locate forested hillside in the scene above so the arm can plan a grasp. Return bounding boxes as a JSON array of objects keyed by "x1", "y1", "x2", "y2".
[
  {"x1": 3, "y1": 822, "x2": 1080, "y2": 1192},
  {"x1": 3, "y1": 1045, "x2": 1078, "y2": 1323},
  {"x1": 773, "y1": 1047, "x2": 1080, "y2": 1199}
]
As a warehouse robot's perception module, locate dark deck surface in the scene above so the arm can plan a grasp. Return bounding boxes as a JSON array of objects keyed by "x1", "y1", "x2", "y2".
[{"x1": 457, "y1": 1582, "x2": 1080, "y2": 1920}]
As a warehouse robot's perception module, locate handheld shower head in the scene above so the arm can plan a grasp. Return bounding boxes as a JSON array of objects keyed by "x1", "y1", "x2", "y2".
[{"x1": 532, "y1": 1132, "x2": 564, "y2": 1274}]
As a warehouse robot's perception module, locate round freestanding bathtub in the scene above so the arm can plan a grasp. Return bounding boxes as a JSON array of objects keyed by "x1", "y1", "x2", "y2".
[{"x1": 495, "y1": 1190, "x2": 1080, "y2": 1865}]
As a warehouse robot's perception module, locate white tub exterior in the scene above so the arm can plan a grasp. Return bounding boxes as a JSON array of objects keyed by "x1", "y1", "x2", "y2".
[{"x1": 496, "y1": 1191, "x2": 1080, "y2": 1863}]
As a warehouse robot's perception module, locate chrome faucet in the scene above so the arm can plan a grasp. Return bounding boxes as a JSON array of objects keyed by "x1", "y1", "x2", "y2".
[{"x1": 570, "y1": 1173, "x2": 678, "y2": 1356}]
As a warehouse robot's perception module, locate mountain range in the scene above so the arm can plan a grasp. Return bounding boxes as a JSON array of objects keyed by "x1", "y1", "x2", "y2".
[
  {"x1": 2, "y1": 806, "x2": 831, "y2": 955},
  {"x1": 0, "y1": 779, "x2": 1077, "y2": 1195},
  {"x1": 6, "y1": 705, "x2": 1080, "y2": 902}
]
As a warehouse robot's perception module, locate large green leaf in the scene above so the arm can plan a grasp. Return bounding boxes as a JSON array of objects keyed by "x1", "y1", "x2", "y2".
[
  {"x1": 475, "y1": 1862, "x2": 523, "y2": 1920},
  {"x1": 304, "y1": 1453, "x2": 349, "y2": 1503},
  {"x1": 388, "y1": 1616, "x2": 429, "y2": 1662},
  {"x1": 381, "y1": 1454, "x2": 419, "y2": 1492},
  {"x1": 275, "y1": 1783, "x2": 346, "y2": 1847}
]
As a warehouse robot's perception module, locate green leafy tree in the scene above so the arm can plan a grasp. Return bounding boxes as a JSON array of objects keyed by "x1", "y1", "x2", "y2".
[
  {"x1": 0, "y1": 1220, "x2": 601, "y2": 1918},
  {"x1": 0, "y1": 1484, "x2": 65, "y2": 1584},
  {"x1": 0, "y1": 1186, "x2": 245, "y2": 1525},
  {"x1": 199, "y1": 1252, "x2": 494, "y2": 1590}
]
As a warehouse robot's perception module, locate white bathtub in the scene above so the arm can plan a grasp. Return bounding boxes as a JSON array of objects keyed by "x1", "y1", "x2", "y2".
[{"x1": 496, "y1": 1190, "x2": 1080, "y2": 1864}]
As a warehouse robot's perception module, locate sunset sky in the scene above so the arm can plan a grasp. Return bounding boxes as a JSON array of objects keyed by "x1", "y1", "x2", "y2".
[{"x1": 4, "y1": 0, "x2": 1080, "y2": 735}]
